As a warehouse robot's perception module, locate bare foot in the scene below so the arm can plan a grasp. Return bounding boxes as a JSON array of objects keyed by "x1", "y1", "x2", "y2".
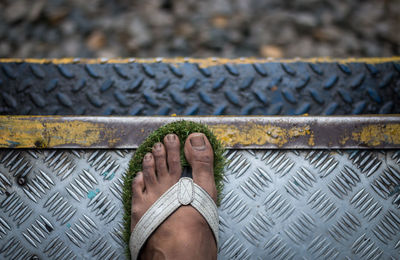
[{"x1": 130, "y1": 133, "x2": 217, "y2": 260}]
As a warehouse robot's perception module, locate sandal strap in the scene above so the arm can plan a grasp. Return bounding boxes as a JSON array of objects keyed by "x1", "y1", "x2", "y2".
[{"x1": 129, "y1": 177, "x2": 219, "y2": 260}]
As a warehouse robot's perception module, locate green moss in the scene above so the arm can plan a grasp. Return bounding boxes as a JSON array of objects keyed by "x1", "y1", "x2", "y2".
[{"x1": 122, "y1": 120, "x2": 226, "y2": 258}]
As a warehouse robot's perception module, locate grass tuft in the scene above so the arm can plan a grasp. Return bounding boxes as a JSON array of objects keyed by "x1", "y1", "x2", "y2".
[{"x1": 122, "y1": 120, "x2": 226, "y2": 258}]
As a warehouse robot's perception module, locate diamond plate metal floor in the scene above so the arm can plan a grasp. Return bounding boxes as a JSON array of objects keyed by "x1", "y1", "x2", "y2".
[
  {"x1": 1, "y1": 59, "x2": 400, "y2": 116},
  {"x1": 1, "y1": 149, "x2": 400, "y2": 259}
]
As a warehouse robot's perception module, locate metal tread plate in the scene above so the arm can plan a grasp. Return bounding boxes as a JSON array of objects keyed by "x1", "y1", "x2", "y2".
[
  {"x1": 1, "y1": 59, "x2": 400, "y2": 116},
  {"x1": 1, "y1": 148, "x2": 400, "y2": 259}
]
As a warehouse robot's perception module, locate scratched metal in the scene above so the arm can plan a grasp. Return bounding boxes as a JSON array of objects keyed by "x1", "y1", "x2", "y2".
[{"x1": 1, "y1": 149, "x2": 400, "y2": 259}]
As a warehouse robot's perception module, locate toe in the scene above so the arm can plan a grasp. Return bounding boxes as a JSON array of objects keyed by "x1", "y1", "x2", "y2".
[
  {"x1": 152, "y1": 142, "x2": 168, "y2": 178},
  {"x1": 142, "y1": 153, "x2": 157, "y2": 188},
  {"x1": 185, "y1": 133, "x2": 217, "y2": 202},
  {"x1": 132, "y1": 172, "x2": 145, "y2": 195},
  {"x1": 163, "y1": 134, "x2": 182, "y2": 178},
  {"x1": 131, "y1": 172, "x2": 144, "y2": 232},
  {"x1": 184, "y1": 133, "x2": 214, "y2": 166}
]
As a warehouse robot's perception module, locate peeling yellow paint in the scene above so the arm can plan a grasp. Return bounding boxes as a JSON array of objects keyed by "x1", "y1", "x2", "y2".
[
  {"x1": 340, "y1": 136, "x2": 349, "y2": 145},
  {"x1": 0, "y1": 117, "x2": 119, "y2": 148},
  {"x1": 350, "y1": 124, "x2": 400, "y2": 146},
  {"x1": 0, "y1": 57, "x2": 399, "y2": 68},
  {"x1": 208, "y1": 123, "x2": 312, "y2": 147},
  {"x1": 308, "y1": 134, "x2": 315, "y2": 146},
  {"x1": 2, "y1": 116, "x2": 400, "y2": 149}
]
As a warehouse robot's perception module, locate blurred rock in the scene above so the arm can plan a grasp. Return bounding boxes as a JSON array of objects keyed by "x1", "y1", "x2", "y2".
[
  {"x1": 60, "y1": 20, "x2": 76, "y2": 36},
  {"x1": 293, "y1": 13, "x2": 318, "y2": 28},
  {"x1": 4, "y1": 0, "x2": 28, "y2": 23},
  {"x1": 0, "y1": 42, "x2": 11, "y2": 57},
  {"x1": 128, "y1": 18, "x2": 152, "y2": 48},
  {"x1": 86, "y1": 30, "x2": 107, "y2": 51},
  {"x1": 16, "y1": 42, "x2": 34, "y2": 57},
  {"x1": 28, "y1": 0, "x2": 46, "y2": 22},
  {"x1": 212, "y1": 16, "x2": 229, "y2": 29},
  {"x1": 313, "y1": 26, "x2": 342, "y2": 42},
  {"x1": 260, "y1": 45, "x2": 284, "y2": 58},
  {"x1": 211, "y1": 0, "x2": 233, "y2": 15},
  {"x1": 289, "y1": 38, "x2": 314, "y2": 57},
  {"x1": 63, "y1": 37, "x2": 81, "y2": 56},
  {"x1": 44, "y1": 7, "x2": 69, "y2": 25},
  {"x1": 275, "y1": 25, "x2": 297, "y2": 45}
]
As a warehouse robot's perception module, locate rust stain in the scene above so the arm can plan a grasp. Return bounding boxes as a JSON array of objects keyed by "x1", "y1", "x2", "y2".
[
  {"x1": 0, "y1": 57, "x2": 399, "y2": 68},
  {"x1": 0, "y1": 117, "x2": 119, "y2": 148},
  {"x1": 208, "y1": 123, "x2": 312, "y2": 147},
  {"x1": 350, "y1": 124, "x2": 400, "y2": 146}
]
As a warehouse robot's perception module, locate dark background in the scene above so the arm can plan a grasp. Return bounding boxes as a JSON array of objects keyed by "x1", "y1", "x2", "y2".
[{"x1": 0, "y1": 0, "x2": 399, "y2": 58}]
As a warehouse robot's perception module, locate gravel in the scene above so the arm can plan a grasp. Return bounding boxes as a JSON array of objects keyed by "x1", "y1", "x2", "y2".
[{"x1": 0, "y1": 0, "x2": 398, "y2": 58}]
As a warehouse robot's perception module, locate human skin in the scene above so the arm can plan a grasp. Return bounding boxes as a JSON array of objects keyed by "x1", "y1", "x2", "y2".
[{"x1": 130, "y1": 133, "x2": 217, "y2": 260}]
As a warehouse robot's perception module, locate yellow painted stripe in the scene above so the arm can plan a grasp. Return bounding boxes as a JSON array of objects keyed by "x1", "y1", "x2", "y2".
[
  {"x1": 0, "y1": 57, "x2": 399, "y2": 68},
  {"x1": 1, "y1": 116, "x2": 400, "y2": 149},
  {"x1": 349, "y1": 123, "x2": 400, "y2": 146},
  {"x1": 208, "y1": 123, "x2": 313, "y2": 147},
  {"x1": 0, "y1": 116, "x2": 119, "y2": 148}
]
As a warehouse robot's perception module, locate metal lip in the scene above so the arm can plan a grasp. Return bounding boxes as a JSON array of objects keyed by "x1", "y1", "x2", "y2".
[
  {"x1": 1, "y1": 115, "x2": 400, "y2": 149},
  {"x1": 1, "y1": 57, "x2": 400, "y2": 65}
]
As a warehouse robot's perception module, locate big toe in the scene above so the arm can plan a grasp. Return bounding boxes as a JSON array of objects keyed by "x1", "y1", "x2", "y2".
[
  {"x1": 184, "y1": 133, "x2": 216, "y2": 202},
  {"x1": 185, "y1": 133, "x2": 214, "y2": 166}
]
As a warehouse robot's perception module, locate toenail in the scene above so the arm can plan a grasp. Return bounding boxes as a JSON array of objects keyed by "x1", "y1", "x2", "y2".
[
  {"x1": 144, "y1": 153, "x2": 152, "y2": 160},
  {"x1": 154, "y1": 143, "x2": 162, "y2": 150},
  {"x1": 190, "y1": 135, "x2": 205, "y2": 149},
  {"x1": 167, "y1": 134, "x2": 176, "y2": 141}
]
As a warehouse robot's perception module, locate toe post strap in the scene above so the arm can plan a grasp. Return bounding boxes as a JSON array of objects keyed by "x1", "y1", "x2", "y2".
[
  {"x1": 177, "y1": 177, "x2": 194, "y2": 205},
  {"x1": 129, "y1": 177, "x2": 219, "y2": 260}
]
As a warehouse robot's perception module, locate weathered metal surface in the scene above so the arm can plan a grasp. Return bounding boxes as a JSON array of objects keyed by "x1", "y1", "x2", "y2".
[
  {"x1": 1, "y1": 116, "x2": 400, "y2": 149},
  {"x1": 1, "y1": 59, "x2": 399, "y2": 116},
  {"x1": 1, "y1": 56, "x2": 400, "y2": 259},
  {"x1": 1, "y1": 57, "x2": 400, "y2": 66},
  {"x1": 0, "y1": 149, "x2": 130, "y2": 260},
  {"x1": 219, "y1": 149, "x2": 400, "y2": 260},
  {"x1": 1, "y1": 149, "x2": 399, "y2": 259}
]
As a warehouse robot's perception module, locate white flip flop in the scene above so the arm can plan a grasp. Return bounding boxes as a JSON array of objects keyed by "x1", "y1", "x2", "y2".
[{"x1": 129, "y1": 175, "x2": 219, "y2": 259}]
